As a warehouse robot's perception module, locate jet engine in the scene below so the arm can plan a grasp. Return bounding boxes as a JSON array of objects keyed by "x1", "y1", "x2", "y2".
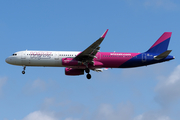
[{"x1": 65, "y1": 68, "x2": 84, "y2": 76}]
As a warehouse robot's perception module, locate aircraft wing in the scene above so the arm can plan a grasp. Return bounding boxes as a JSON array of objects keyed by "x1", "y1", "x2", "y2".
[{"x1": 75, "y1": 29, "x2": 108, "y2": 63}]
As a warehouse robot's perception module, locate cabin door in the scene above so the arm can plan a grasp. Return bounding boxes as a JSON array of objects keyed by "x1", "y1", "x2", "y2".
[
  {"x1": 142, "y1": 53, "x2": 146, "y2": 62},
  {"x1": 21, "y1": 52, "x2": 26, "y2": 59},
  {"x1": 54, "y1": 53, "x2": 61, "y2": 65}
]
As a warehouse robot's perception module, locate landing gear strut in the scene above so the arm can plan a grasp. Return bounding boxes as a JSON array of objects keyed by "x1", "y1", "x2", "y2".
[
  {"x1": 85, "y1": 68, "x2": 90, "y2": 73},
  {"x1": 22, "y1": 66, "x2": 26, "y2": 74},
  {"x1": 85, "y1": 68, "x2": 91, "y2": 79}
]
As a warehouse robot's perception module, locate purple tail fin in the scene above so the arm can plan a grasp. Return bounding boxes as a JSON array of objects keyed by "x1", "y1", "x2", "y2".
[{"x1": 146, "y1": 32, "x2": 172, "y2": 54}]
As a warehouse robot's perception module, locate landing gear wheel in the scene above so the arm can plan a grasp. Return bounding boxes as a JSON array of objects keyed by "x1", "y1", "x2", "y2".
[
  {"x1": 22, "y1": 71, "x2": 25, "y2": 74},
  {"x1": 85, "y1": 68, "x2": 90, "y2": 73},
  {"x1": 86, "y1": 74, "x2": 91, "y2": 79}
]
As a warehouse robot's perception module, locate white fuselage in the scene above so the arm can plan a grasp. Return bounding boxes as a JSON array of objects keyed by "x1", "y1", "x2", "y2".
[{"x1": 5, "y1": 51, "x2": 80, "y2": 67}]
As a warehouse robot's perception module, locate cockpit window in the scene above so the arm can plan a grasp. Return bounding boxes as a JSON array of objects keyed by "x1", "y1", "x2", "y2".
[{"x1": 12, "y1": 54, "x2": 17, "y2": 56}]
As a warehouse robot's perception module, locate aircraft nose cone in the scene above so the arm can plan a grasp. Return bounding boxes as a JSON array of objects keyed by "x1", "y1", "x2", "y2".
[
  {"x1": 5, "y1": 58, "x2": 10, "y2": 63},
  {"x1": 5, "y1": 57, "x2": 16, "y2": 65}
]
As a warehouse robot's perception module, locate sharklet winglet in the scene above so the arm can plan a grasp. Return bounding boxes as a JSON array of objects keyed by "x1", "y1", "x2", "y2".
[{"x1": 101, "y1": 29, "x2": 109, "y2": 38}]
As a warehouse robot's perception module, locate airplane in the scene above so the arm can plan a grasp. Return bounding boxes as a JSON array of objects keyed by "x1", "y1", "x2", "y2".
[{"x1": 5, "y1": 29, "x2": 175, "y2": 79}]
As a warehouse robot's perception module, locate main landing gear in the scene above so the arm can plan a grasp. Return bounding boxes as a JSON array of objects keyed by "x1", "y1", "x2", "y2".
[
  {"x1": 85, "y1": 68, "x2": 91, "y2": 79},
  {"x1": 22, "y1": 66, "x2": 26, "y2": 74}
]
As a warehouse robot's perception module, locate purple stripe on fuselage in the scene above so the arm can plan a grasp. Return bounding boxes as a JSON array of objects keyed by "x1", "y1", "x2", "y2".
[{"x1": 94, "y1": 52, "x2": 140, "y2": 68}]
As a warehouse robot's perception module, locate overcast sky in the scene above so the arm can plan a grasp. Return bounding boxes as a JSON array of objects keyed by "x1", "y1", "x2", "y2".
[{"x1": 1, "y1": 0, "x2": 180, "y2": 120}]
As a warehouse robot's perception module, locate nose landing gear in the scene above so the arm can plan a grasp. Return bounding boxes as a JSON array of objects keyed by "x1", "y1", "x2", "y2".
[
  {"x1": 85, "y1": 68, "x2": 91, "y2": 79},
  {"x1": 22, "y1": 66, "x2": 26, "y2": 74}
]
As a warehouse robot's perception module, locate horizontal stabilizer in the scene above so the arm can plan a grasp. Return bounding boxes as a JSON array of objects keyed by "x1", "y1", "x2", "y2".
[{"x1": 154, "y1": 50, "x2": 172, "y2": 60}]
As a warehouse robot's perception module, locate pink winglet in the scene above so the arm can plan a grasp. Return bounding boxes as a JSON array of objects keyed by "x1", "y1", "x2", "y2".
[{"x1": 101, "y1": 29, "x2": 109, "y2": 38}]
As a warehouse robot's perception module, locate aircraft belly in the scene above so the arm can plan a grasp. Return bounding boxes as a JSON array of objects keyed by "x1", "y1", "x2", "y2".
[
  {"x1": 24, "y1": 58, "x2": 62, "y2": 67},
  {"x1": 100, "y1": 59, "x2": 129, "y2": 68}
]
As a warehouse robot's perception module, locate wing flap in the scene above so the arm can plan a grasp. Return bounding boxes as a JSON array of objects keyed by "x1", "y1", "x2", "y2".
[{"x1": 92, "y1": 68, "x2": 108, "y2": 72}]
